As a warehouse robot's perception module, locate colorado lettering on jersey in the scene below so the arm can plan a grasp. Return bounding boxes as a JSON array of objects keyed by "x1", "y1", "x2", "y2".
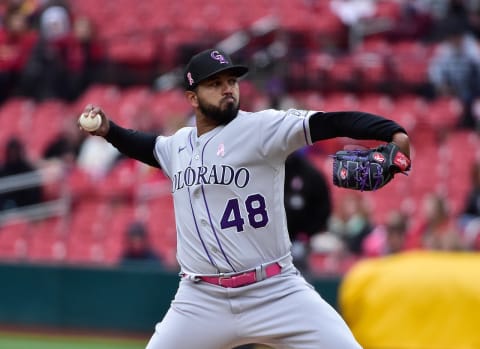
[{"x1": 172, "y1": 165, "x2": 250, "y2": 192}]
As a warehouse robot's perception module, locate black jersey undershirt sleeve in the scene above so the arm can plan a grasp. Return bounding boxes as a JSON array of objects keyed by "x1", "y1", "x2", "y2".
[
  {"x1": 104, "y1": 120, "x2": 160, "y2": 168},
  {"x1": 309, "y1": 111, "x2": 407, "y2": 142}
]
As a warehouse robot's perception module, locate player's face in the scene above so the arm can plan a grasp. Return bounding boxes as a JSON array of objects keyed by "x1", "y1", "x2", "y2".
[{"x1": 195, "y1": 73, "x2": 240, "y2": 125}]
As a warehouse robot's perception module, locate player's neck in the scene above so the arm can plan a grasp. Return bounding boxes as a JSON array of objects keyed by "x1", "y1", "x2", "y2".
[{"x1": 195, "y1": 114, "x2": 221, "y2": 136}]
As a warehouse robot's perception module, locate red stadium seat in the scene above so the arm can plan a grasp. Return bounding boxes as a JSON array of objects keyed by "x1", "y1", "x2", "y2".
[
  {"x1": 95, "y1": 158, "x2": 138, "y2": 201},
  {"x1": 0, "y1": 98, "x2": 35, "y2": 161},
  {"x1": 353, "y1": 52, "x2": 389, "y2": 91},
  {"x1": 106, "y1": 33, "x2": 158, "y2": 67},
  {"x1": 326, "y1": 56, "x2": 359, "y2": 92},
  {"x1": 146, "y1": 195, "x2": 177, "y2": 258},
  {"x1": 27, "y1": 217, "x2": 66, "y2": 263},
  {"x1": 390, "y1": 41, "x2": 432, "y2": 92},
  {"x1": 65, "y1": 201, "x2": 111, "y2": 264},
  {"x1": 66, "y1": 166, "x2": 96, "y2": 201},
  {"x1": 358, "y1": 93, "x2": 394, "y2": 116},
  {"x1": 0, "y1": 219, "x2": 29, "y2": 261},
  {"x1": 321, "y1": 92, "x2": 359, "y2": 112},
  {"x1": 424, "y1": 96, "x2": 463, "y2": 131},
  {"x1": 29, "y1": 100, "x2": 70, "y2": 161},
  {"x1": 389, "y1": 94, "x2": 427, "y2": 132},
  {"x1": 372, "y1": 0, "x2": 401, "y2": 19},
  {"x1": 73, "y1": 84, "x2": 121, "y2": 117}
]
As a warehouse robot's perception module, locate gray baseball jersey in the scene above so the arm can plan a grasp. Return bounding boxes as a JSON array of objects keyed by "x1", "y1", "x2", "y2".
[
  {"x1": 149, "y1": 108, "x2": 363, "y2": 349},
  {"x1": 147, "y1": 109, "x2": 360, "y2": 349},
  {"x1": 154, "y1": 108, "x2": 314, "y2": 275}
]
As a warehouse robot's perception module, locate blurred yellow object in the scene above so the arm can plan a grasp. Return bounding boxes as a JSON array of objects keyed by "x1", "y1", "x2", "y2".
[{"x1": 339, "y1": 251, "x2": 480, "y2": 349}]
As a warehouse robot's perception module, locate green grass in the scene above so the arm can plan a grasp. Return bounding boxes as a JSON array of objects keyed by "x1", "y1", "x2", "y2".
[{"x1": 0, "y1": 331, "x2": 147, "y2": 349}]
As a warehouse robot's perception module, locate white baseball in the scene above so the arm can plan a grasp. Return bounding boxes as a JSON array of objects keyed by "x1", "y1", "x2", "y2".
[{"x1": 79, "y1": 112, "x2": 102, "y2": 132}]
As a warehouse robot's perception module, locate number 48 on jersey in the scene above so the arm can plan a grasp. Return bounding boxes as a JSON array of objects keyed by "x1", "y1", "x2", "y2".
[{"x1": 220, "y1": 194, "x2": 269, "y2": 232}]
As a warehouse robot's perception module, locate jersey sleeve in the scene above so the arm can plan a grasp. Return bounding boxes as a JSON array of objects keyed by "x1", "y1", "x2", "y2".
[
  {"x1": 153, "y1": 127, "x2": 193, "y2": 179},
  {"x1": 255, "y1": 109, "x2": 315, "y2": 160},
  {"x1": 153, "y1": 135, "x2": 173, "y2": 178}
]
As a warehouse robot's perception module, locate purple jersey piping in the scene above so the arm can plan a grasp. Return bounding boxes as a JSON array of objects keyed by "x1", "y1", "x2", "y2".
[
  {"x1": 200, "y1": 132, "x2": 237, "y2": 272},
  {"x1": 187, "y1": 186, "x2": 218, "y2": 269},
  {"x1": 200, "y1": 185, "x2": 237, "y2": 272},
  {"x1": 302, "y1": 115, "x2": 310, "y2": 145},
  {"x1": 186, "y1": 131, "x2": 219, "y2": 270}
]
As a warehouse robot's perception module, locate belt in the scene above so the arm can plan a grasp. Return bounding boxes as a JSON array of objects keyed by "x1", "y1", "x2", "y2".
[{"x1": 186, "y1": 262, "x2": 282, "y2": 288}]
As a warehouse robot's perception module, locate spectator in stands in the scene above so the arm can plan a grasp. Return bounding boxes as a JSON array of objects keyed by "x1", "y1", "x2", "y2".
[
  {"x1": 0, "y1": 4, "x2": 38, "y2": 103},
  {"x1": 437, "y1": 0, "x2": 480, "y2": 39},
  {"x1": 43, "y1": 117, "x2": 86, "y2": 166},
  {"x1": 19, "y1": 4, "x2": 72, "y2": 100},
  {"x1": 284, "y1": 150, "x2": 332, "y2": 272},
  {"x1": 459, "y1": 160, "x2": 480, "y2": 249},
  {"x1": 462, "y1": 160, "x2": 480, "y2": 218},
  {"x1": 120, "y1": 221, "x2": 163, "y2": 267},
  {"x1": 427, "y1": 17, "x2": 480, "y2": 129},
  {"x1": 70, "y1": 15, "x2": 106, "y2": 94},
  {"x1": 309, "y1": 229, "x2": 354, "y2": 275},
  {"x1": 328, "y1": 192, "x2": 373, "y2": 256},
  {"x1": 329, "y1": 0, "x2": 376, "y2": 29},
  {"x1": 76, "y1": 133, "x2": 121, "y2": 180},
  {"x1": 329, "y1": 0, "x2": 376, "y2": 49},
  {"x1": 0, "y1": 137, "x2": 43, "y2": 210},
  {"x1": 362, "y1": 210, "x2": 409, "y2": 257},
  {"x1": 406, "y1": 193, "x2": 464, "y2": 251},
  {"x1": 19, "y1": 2, "x2": 102, "y2": 102},
  {"x1": 385, "y1": 0, "x2": 434, "y2": 42}
]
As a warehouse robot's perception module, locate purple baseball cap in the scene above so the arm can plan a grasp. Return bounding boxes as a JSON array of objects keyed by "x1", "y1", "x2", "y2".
[{"x1": 183, "y1": 48, "x2": 249, "y2": 90}]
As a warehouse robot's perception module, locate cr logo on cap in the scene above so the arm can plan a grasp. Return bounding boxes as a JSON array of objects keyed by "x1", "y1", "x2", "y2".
[{"x1": 211, "y1": 50, "x2": 228, "y2": 64}]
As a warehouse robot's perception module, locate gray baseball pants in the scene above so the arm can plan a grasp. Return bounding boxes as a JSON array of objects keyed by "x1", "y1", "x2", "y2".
[{"x1": 145, "y1": 265, "x2": 362, "y2": 349}]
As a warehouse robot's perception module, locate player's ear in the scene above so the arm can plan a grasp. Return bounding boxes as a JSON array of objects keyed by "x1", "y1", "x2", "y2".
[{"x1": 185, "y1": 90, "x2": 199, "y2": 107}]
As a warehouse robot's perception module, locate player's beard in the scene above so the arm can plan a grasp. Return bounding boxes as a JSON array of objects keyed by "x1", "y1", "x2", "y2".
[{"x1": 198, "y1": 97, "x2": 240, "y2": 125}]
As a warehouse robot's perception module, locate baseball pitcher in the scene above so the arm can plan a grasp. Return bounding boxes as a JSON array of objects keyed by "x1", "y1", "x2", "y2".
[{"x1": 79, "y1": 48, "x2": 411, "y2": 349}]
